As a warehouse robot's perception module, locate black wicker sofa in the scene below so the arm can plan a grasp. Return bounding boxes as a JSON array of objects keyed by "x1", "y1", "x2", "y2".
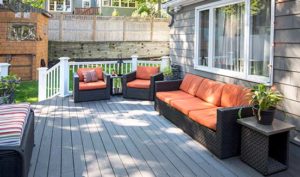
[
  {"x1": 155, "y1": 74, "x2": 253, "y2": 159},
  {"x1": 0, "y1": 103, "x2": 34, "y2": 177}
]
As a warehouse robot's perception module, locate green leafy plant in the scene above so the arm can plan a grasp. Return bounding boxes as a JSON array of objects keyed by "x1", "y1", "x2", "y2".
[
  {"x1": 0, "y1": 75, "x2": 21, "y2": 104},
  {"x1": 112, "y1": 9, "x2": 120, "y2": 16},
  {"x1": 23, "y1": 0, "x2": 45, "y2": 9},
  {"x1": 131, "y1": 2, "x2": 168, "y2": 18},
  {"x1": 250, "y1": 84, "x2": 283, "y2": 120},
  {"x1": 0, "y1": 75, "x2": 21, "y2": 95},
  {"x1": 163, "y1": 66, "x2": 173, "y2": 78}
]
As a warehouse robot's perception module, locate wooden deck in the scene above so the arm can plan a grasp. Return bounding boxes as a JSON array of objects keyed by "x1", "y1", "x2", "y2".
[{"x1": 28, "y1": 96, "x2": 299, "y2": 177}]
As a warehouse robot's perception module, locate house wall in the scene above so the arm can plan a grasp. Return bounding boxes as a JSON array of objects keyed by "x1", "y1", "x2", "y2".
[
  {"x1": 0, "y1": 12, "x2": 49, "y2": 80},
  {"x1": 170, "y1": 0, "x2": 300, "y2": 143}
]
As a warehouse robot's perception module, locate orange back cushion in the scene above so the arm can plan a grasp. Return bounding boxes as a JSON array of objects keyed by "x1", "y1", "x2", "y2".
[
  {"x1": 136, "y1": 66, "x2": 160, "y2": 80},
  {"x1": 186, "y1": 76, "x2": 205, "y2": 96},
  {"x1": 196, "y1": 79, "x2": 225, "y2": 106},
  {"x1": 179, "y1": 74, "x2": 195, "y2": 93},
  {"x1": 221, "y1": 84, "x2": 251, "y2": 107},
  {"x1": 77, "y1": 68, "x2": 103, "y2": 82}
]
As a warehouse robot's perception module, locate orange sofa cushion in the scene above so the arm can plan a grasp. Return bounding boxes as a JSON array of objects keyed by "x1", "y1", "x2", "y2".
[
  {"x1": 79, "y1": 80, "x2": 106, "y2": 91},
  {"x1": 171, "y1": 97, "x2": 216, "y2": 115},
  {"x1": 136, "y1": 66, "x2": 159, "y2": 80},
  {"x1": 189, "y1": 107, "x2": 221, "y2": 131},
  {"x1": 179, "y1": 74, "x2": 205, "y2": 96},
  {"x1": 179, "y1": 74, "x2": 194, "y2": 93},
  {"x1": 127, "y1": 79, "x2": 151, "y2": 89},
  {"x1": 77, "y1": 68, "x2": 103, "y2": 82},
  {"x1": 156, "y1": 90, "x2": 194, "y2": 104},
  {"x1": 196, "y1": 79, "x2": 225, "y2": 106},
  {"x1": 221, "y1": 84, "x2": 251, "y2": 107}
]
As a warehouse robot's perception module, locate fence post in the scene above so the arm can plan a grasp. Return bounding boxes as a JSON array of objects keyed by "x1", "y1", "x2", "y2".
[
  {"x1": 59, "y1": 57, "x2": 70, "y2": 97},
  {"x1": 131, "y1": 55, "x2": 138, "y2": 71},
  {"x1": 0, "y1": 63, "x2": 10, "y2": 78},
  {"x1": 160, "y1": 56, "x2": 170, "y2": 72},
  {"x1": 38, "y1": 67, "x2": 48, "y2": 101}
]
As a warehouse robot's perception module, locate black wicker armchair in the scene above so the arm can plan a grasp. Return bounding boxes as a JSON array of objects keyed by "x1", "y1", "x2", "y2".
[
  {"x1": 73, "y1": 70, "x2": 110, "y2": 103},
  {"x1": 154, "y1": 75, "x2": 254, "y2": 159},
  {"x1": 123, "y1": 67, "x2": 164, "y2": 101}
]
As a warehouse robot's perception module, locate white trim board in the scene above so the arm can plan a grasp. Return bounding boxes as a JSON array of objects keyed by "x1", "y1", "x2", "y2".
[{"x1": 162, "y1": 0, "x2": 206, "y2": 9}]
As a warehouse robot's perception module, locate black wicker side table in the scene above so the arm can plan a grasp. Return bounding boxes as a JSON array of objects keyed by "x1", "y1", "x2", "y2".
[
  {"x1": 110, "y1": 75, "x2": 123, "y2": 95},
  {"x1": 237, "y1": 117, "x2": 295, "y2": 176}
]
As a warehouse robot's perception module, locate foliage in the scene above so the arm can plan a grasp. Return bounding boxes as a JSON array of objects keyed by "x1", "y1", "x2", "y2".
[
  {"x1": 0, "y1": 75, "x2": 21, "y2": 96},
  {"x1": 23, "y1": 0, "x2": 45, "y2": 9},
  {"x1": 131, "y1": 1, "x2": 168, "y2": 18},
  {"x1": 112, "y1": 9, "x2": 120, "y2": 16},
  {"x1": 15, "y1": 81, "x2": 38, "y2": 103},
  {"x1": 163, "y1": 66, "x2": 173, "y2": 77},
  {"x1": 250, "y1": 84, "x2": 283, "y2": 120}
]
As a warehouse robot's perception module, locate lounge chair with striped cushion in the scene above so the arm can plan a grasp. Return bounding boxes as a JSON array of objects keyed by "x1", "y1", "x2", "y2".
[{"x1": 0, "y1": 103, "x2": 34, "y2": 177}]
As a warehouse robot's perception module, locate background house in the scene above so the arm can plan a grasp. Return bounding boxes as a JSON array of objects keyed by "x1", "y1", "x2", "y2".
[
  {"x1": 164, "y1": 0, "x2": 300, "y2": 145},
  {"x1": 45, "y1": 0, "x2": 137, "y2": 16},
  {"x1": 0, "y1": 2, "x2": 51, "y2": 80}
]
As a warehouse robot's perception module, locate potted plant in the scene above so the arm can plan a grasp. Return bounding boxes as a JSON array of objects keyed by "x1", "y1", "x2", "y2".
[
  {"x1": 250, "y1": 84, "x2": 283, "y2": 125},
  {"x1": 0, "y1": 75, "x2": 20, "y2": 105},
  {"x1": 113, "y1": 77, "x2": 121, "y2": 94},
  {"x1": 163, "y1": 66, "x2": 173, "y2": 80}
]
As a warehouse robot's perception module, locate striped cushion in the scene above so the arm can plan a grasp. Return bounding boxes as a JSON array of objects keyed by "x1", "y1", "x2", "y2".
[{"x1": 0, "y1": 103, "x2": 31, "y2": 146}]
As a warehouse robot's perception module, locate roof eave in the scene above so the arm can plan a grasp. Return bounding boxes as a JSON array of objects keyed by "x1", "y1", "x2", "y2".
[{"x1": 162, "y1": 0, "x2": 206, "y2": 9}]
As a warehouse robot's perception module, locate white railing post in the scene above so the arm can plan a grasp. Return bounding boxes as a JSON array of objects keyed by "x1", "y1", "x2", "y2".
[
  {"x1": 59, "y1": 57, "x2": 70, "y2": 97},
  {"x1": 131, "y1": 55, "x2": 138, "y2": 71},
  {"x1": 160, "y1": 56, "x2": 170, "y2": 72},
  {"x1": 38, "y1": 67, "x2": 48, "y2": 101},
  {"x1": 0, "y1": 63, "x2": 10, "y2": 78}
]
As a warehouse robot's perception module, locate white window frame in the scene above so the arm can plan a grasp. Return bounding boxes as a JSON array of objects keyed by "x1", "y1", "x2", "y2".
[
  {"x1": 194, "y1": 0, "x2": 275, "y2": 85},
  {"x1": 47, "y1": 0, "x2": 72, "y2": 12},
  {"x1": 82, "y1": 0, "x2": 91, "y2": 8}
]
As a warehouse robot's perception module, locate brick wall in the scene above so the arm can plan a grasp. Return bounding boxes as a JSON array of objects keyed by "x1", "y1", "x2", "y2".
[{"x1": 0, "y1": 11, "x2": 49, "y2": 80}]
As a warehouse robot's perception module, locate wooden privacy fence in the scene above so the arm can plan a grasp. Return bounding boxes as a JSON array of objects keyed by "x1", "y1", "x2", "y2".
[{"x1": 48, "y1": 14, "x2": 170, "y2": 42}]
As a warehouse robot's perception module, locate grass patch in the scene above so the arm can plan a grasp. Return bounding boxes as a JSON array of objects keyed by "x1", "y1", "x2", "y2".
[{"x1": 15, "y1": 81, "x2": 38, "y2": 103}]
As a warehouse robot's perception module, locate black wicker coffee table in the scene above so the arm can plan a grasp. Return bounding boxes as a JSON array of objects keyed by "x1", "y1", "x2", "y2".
[{"x1": 237, "y1": 117, "x2": 295, "y2": 176}]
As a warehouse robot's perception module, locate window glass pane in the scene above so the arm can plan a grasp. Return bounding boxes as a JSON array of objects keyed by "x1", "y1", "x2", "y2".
[
  {"x1": 103, "y1": 0, "x2": 110, "y2": 6},
  {"x1": 198, "y1": 10, "x2": 209, "y2": 67},
  {"x1": 49, "y1": 0, "x2": 71, "y2": 11},
  {"x1": 213, "y1": 3, "x2": 245, "y2": 72},
  {"x1": 249, "y1": 0, "x2": 271, "y2": 77},
  {"x1": 83, "y1": 0, "x2": 90, "y2": 8},
  {"x1": 112, "y1": 0, "x2": 119, "y2": 6}
]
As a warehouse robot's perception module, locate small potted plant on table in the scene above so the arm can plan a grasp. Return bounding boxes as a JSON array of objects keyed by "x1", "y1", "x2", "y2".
[
  {"x1": 163, "y1": 66, "x2": 173, "y2": 80},
  {"x1": 0, "y1": 75, "x2": 20, "y2": 105},
  {"x1": 250, "y1": 84, "x2": 283, "y2": 125}
]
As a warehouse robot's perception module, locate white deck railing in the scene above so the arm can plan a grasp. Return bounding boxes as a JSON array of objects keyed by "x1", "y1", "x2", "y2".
[{"x1": 38, "y1": 55, "x2": 170, "y2": 101}]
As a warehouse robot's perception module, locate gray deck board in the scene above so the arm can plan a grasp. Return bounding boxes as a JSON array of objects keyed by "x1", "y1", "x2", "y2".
[{"x1": 29, "y1": 96, "x2": 299, "y2": 177}]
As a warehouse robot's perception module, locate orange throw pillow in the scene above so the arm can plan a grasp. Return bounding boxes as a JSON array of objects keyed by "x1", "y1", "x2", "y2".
[
  {"x1": 136, "y1": 66, "x2": 159, "y2": 80},
  {"x1": 77, "y1": 67, "x2": 103, "y2": 82}
]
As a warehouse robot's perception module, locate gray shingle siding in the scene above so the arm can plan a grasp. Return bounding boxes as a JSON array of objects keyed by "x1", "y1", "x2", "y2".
[{"x1": 170, "y1": 0, "x2": 300, "y2": 141}]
